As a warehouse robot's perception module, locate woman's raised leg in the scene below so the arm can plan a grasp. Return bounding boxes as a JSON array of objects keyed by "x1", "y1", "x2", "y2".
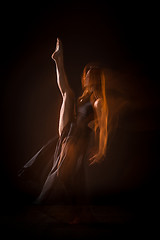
[{"x1": 51, "y1": 38, "x2": 75, "y2": 136}]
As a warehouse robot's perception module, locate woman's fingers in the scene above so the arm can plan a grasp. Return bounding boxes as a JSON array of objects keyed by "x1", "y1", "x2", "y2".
[
  {"x1": 89, "y1": 155, "x2": 97, "y2": 166},
  {"x1": 89, "y1": 153, "x2": 103, "y2": 166}
]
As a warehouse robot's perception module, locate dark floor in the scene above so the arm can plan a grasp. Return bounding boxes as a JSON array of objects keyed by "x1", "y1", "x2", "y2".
[
  {"x1": 0, "y1": 178, "x2": 159, "y2": 239},
  {"x1": 0, "y1": 201, "x2": 158, "y2": 239}
]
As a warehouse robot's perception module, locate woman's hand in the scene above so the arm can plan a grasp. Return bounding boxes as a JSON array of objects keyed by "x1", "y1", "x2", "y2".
[
  {"x1": 51, "y1": 38, "x2": 63, "y2": 62},
  {"x1": 89, "y1": 153, "x2": 104, "y2": 166}
]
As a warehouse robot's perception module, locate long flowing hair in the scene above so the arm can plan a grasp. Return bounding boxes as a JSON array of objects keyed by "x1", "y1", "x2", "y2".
[{"x1": 79, "y1": 63, "x2": 108, "y2": 158}]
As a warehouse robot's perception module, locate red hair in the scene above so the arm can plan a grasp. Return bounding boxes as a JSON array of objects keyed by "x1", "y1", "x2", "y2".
[{"x1": 79, "y1": 63, "x2": 109, "y2": 159}]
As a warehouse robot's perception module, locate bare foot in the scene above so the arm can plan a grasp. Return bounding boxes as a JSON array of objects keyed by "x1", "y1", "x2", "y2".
[{"x1": 51, "y1": 38, "x2": 63, "y2": 62}]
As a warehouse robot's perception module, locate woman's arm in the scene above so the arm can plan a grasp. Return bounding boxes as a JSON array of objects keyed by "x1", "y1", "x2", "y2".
[{"x1": 89, "y1": 98, "x2": 108, "y2": 165}]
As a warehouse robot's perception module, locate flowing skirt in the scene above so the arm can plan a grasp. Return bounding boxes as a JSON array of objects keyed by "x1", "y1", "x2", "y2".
[{"x1": 18, "y1": 121, "x2": 94, "y2": 205}]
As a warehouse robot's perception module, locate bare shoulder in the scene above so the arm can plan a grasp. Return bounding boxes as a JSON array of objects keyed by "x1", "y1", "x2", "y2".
[
  {"x1": 94, "y1": 98, "x2": 103, "y2": 110},
  {"x1": 93, "y1": 98, "x2": 103, "y2": 117}
]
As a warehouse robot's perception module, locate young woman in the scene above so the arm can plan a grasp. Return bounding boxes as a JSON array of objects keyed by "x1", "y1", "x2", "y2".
[{"x1": 18, "y1": 38, "x2": 108, "y2": 221}]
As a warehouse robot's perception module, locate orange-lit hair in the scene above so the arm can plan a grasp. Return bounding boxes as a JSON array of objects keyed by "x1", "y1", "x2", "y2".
[
  {"x1": 79, "y1": 63, "x2": 103, "y2": 101},
  {"x1": 80, "y1": 63, "x2": 108, "y2": 159}
]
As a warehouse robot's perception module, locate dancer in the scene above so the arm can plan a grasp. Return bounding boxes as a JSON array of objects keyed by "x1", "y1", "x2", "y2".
[{"x1": 18, "y1": 38, "x2": 108, "y2": 222}]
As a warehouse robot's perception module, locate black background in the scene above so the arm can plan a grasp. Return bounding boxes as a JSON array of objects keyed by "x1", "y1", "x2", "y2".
[{"x1": 1, "y1": 1, "x2": 159, "y2": 216}]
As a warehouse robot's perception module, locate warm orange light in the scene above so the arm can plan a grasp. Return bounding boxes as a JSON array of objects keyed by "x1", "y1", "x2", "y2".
[{"x1": 99, "y1": 71, "x2": 108, "y2": 156}]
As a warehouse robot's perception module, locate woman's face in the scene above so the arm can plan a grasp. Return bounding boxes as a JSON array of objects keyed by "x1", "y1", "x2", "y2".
[{"x1": 83, "y1": 70, "x2": 95, "y2": 93}]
